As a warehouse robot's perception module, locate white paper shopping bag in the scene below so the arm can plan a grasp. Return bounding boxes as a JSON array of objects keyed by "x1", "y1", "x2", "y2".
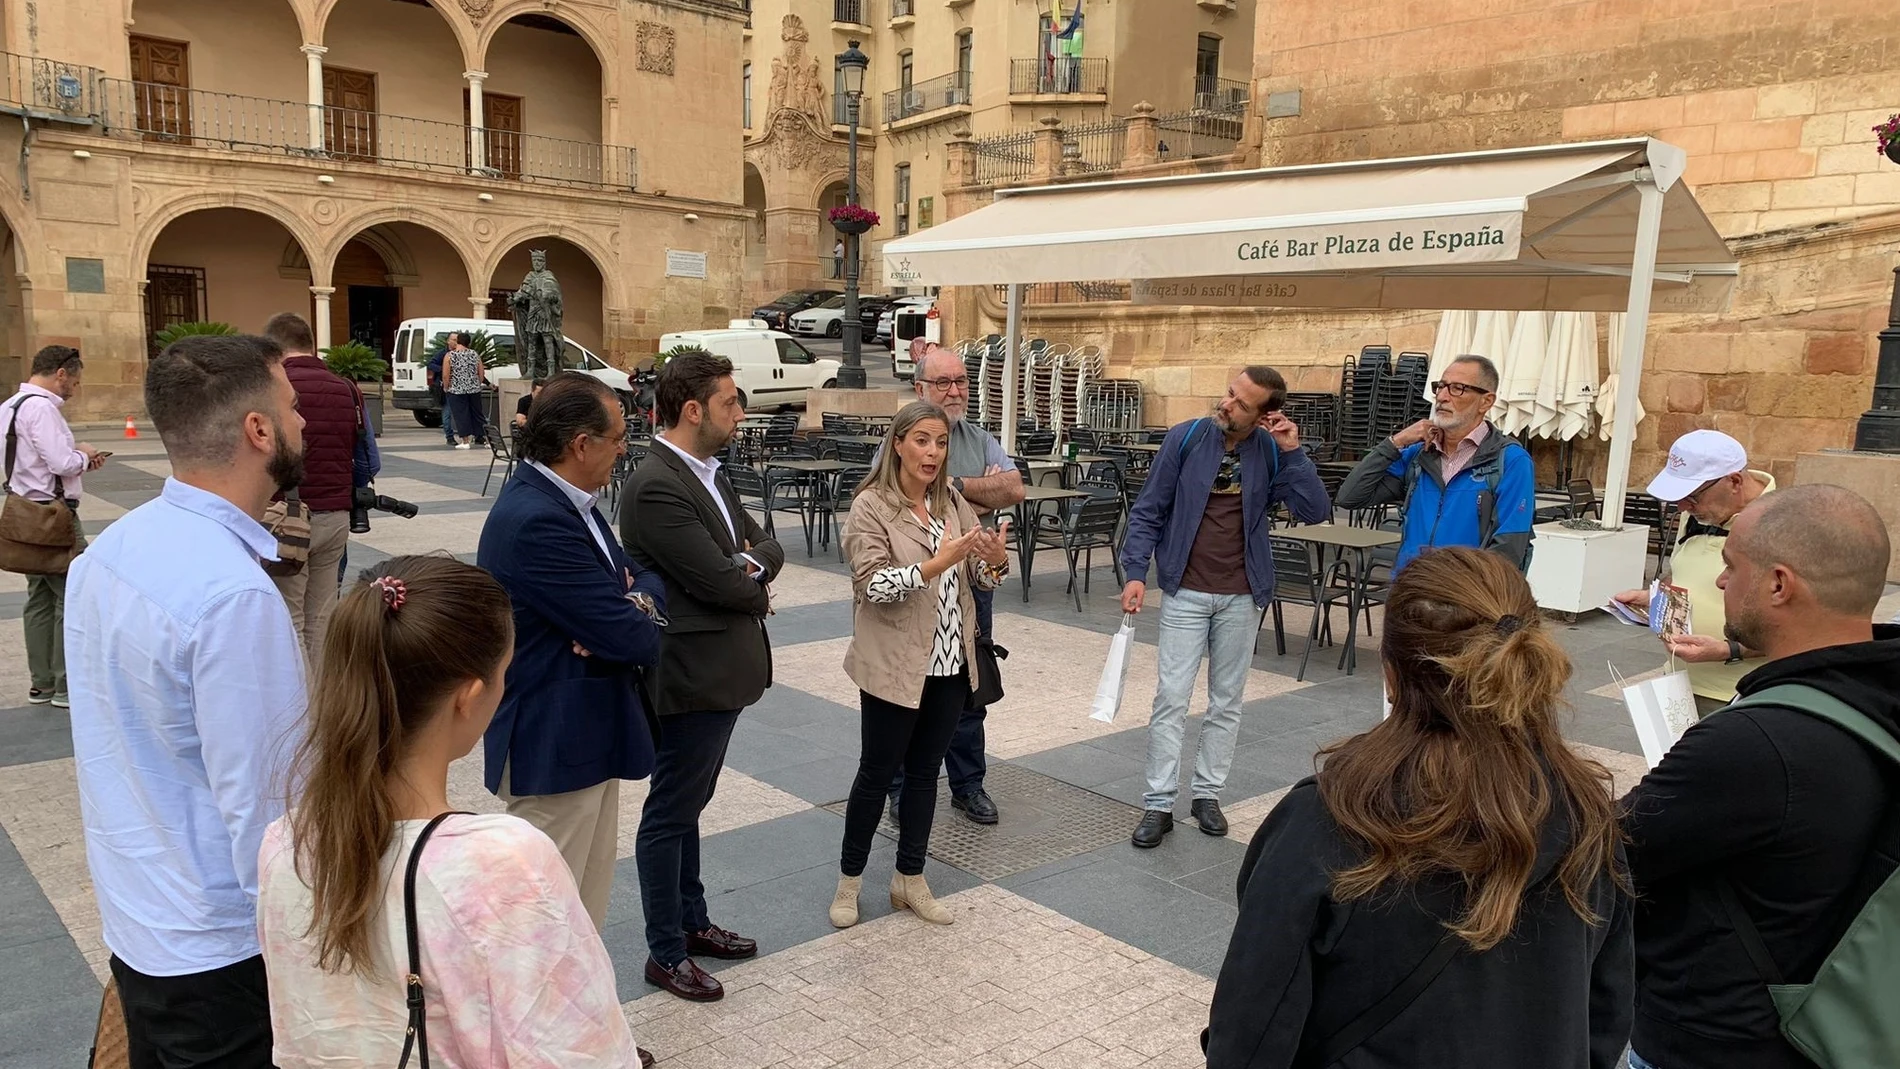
[
  {"x1": 1090, "y1": 614, "x2": 1136, "y2": 723},
  {"x1": 1614, "y1": 659, "x2": 1699, "y2": 768}
]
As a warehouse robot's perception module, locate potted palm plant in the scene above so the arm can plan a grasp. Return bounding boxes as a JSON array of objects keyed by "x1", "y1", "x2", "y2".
[
  {"x1": 322, "y1": 341, "x2": 391, "y2": 436},
  {"x1": 1877, "y1": 114, "x2": 1900, "y2": 165}
]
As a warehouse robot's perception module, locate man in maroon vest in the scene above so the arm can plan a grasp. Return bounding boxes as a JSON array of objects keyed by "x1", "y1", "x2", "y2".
[{"x1": 263, "y1": 313, "x2": 365, "y2": 664}]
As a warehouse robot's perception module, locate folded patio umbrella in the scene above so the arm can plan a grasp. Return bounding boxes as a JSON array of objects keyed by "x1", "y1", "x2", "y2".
[
  {"x1": 1425, "y1": 309, "x2": 1477, "y2": 402},
  {"x1": 1556, "y1": 312, "x2": 1601, "y2": 441},
  {"x1": 1468, "y1": 310, "x2": 1516, "y2": 426},
  {"x1": 1530, "y1": 312, "x2": 1570, "y2": 439},
  {"x1": 1596, "y1": 312, "x2": 1646, "y2": 440},
  {"x1": 1499, "y1": 310, "x2": 1551, "y2": 436}
]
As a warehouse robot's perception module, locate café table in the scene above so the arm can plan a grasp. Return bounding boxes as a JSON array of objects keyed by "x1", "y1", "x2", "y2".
[
  {"x1": 765, "y1": 458, "x2": 855, "y2": 556},
  {"x1": 1012, "y1": 484, "x2": 1090, "y2": 601},
  {"x1": 1273, "y1": 523, "x2": 1401, "y2": 674}
]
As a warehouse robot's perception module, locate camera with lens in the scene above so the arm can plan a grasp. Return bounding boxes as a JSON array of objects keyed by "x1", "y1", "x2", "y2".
[{"x1": 350, "y1": 485, "x2": 420, "y2": 534}]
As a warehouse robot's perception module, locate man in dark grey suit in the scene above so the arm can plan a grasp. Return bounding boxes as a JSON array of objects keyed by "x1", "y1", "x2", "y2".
[{"x1": 618, "y1": 350, "x2": 783, "y2": 1004}]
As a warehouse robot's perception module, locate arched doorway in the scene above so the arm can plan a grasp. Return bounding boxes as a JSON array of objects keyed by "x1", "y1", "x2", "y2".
[
  {"x1": 313, "y1": 221, "x2": 473, "y2": 357},
  {"x1": 0, "y1": 217, "x2": 25, "y2": 372},
  {"x1": 818, "y1": 179, "x2": 851, "y2": 283},
  {"x1": 143, "y1": 207, "x2": 315, "y2": 356},
  {"x1": 483, "y1": 13, "x2": 604, "y2": 179},
  {"x1": 487, "y1": 237, "x2": 604, "y2": 355},
  {"x1": 323, "y1": 0, "x2": 465, "y2": 146},
  {"x1": 743, "y1": 163, "x2": 768, "y2": 300}
]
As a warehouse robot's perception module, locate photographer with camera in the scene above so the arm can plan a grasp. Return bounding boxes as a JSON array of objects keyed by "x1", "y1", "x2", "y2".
[{"x1": 262, "y1": 314, "x2": 362, "y2": 665}]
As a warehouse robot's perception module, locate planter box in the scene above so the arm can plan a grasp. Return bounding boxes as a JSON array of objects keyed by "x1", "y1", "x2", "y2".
[{"x1": 1525, "y1": 522, "x2": 1649, "y2": 614}]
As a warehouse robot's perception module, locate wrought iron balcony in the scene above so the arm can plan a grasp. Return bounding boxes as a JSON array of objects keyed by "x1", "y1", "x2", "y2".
[
  {"x1": 891, "y1": 0, "x2": 916, "y2": 18},
  {"x1": 882, "y1": 70, "x2": 971, "y2": 124},
  {"x1": 0, "y1": 50, "x2": 108, "y2": 124},
  {"x1": 833, "y1": 0, "x2": 867, "y2": 26},
  {"x1": 1009, "y1": 57, "x2": 1107, "y2": 96},
  {"x1": 1193, "y1": 76, "x2": 1248, "y2": 112},
  {"x1": 90, "y1": 79, "x2": 636, "y2": 191}
]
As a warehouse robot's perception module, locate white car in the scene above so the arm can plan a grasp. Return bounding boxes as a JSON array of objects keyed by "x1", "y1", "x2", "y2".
[
  {"x1": 391, "y1": 317, "x2": 630, "y2": 427},
  {"x1": 883, "y1": 297, "x2": 938, "y2": 378},
  {"x1": 787, "y1": 295, "x2": 849, "y2": 338},
  {"x1": 876, "y1": 295, "x2": 933, "y2": 344},
  {"x1": 657, "y1": 327, "x2": 842, "y2": 410}
]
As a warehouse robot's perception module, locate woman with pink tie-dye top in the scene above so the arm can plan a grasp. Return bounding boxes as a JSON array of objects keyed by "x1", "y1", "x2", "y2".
[{"x1": 257, "y1": 556, "x2": 651, "y2": 1068}]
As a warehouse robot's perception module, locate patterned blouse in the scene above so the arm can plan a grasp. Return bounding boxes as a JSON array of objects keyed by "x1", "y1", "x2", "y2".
[
  {"x1": 863, "y1": 505, "x2": 1006, "y2": 676},
  {"x1": 257, "y1": 813, "x2": 640, "y2": 1068},
  {"x1": 444, "y1": 348, "x2": 485, "y2": 395}
]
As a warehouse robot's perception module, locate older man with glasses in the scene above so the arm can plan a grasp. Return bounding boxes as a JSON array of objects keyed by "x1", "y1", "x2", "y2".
[
  {"x1": 1611, "y1": 429, "x2": 1775, "y2": 716},
  {"x1": 1337, "y1": 353, "x2": 1536, "y2": 573},
  {"x1": 882, "y1": 344, "x2": 1024, "y2": 826}
]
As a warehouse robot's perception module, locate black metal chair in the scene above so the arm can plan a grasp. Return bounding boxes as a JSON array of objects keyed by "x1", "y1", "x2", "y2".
[
  {"x1": 1066, "y1": 426, "x2": 1099, "y2": 453},
  {"x1": 1033, "y1": 492, "x2": 1123, "y2": 611},
  {"x1": 483, "y1": 431, "x2": 518, "y2": 497},
  {"x1": 1018, "y1": 430, "x2": 1057, "y2": 458},
  {"x1": 828, "y1": 466, "x2": 872, "y2": 561},
  {"x1": 1261, "y1": 535, "x2": 1352, "y2": 681},
  {"x1": 761, "y1": 413, "x2": 802, "y2": 457},
  {"x1": 834, "y1": 439, "x2": 878, "y2": 465},
  {"x1": 1623, "y1": 493, "x2": 1677, "y2": 581},
  {"x1": 726, "y1": 464, "x2": 801, "y2": 541}
]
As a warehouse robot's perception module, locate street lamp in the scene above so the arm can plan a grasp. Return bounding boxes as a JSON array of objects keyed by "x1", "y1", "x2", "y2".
[{"x1": 836, "y1": 39, "x2": 869, "y2": 389}]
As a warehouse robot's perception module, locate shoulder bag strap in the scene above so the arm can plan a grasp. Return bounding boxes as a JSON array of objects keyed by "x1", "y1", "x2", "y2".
[
  {"x1": 396, "y1": 811, "x2": 467, "y2": 1069},
  {"x1": 1311, "y1": 931, "x2": 1461, "y2": 1067},
  {"x1": 4, "y1": 395, "x2": 31, "y2": 498}
]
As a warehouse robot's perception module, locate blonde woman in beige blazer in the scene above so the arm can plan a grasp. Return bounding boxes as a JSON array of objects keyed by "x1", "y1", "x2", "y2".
[{"x1": 831, "y1": 401, "x2": 1010, "y2": 928}]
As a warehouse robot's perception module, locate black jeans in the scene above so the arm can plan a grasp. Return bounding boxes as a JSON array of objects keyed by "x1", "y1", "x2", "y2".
[
  {"x1": 636, "y1": 709, "x2": 741, "y2": 968},
  {"x1": 844, "y1": 673, "x2": 971, "y2": 878},
  {"x1": 892, "y1": 586, "x2": 992, "y2": 800},
  {"x1": 109, "y1": 954, "x2": 272, "y2": 1069}
]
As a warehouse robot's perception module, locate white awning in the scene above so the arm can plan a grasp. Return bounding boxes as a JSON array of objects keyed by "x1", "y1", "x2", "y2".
[{"x1": 882, "y1": 138, "x2": 1737, "y2": 312}]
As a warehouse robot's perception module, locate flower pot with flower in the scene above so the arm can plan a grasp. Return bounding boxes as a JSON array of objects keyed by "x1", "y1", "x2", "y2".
[
  {"x1": 1876, "y1": 114, "x2": 1900, "y2": 165},
  {"x1": 827, "y1": 204, "x2": 880, "y2": 236}
]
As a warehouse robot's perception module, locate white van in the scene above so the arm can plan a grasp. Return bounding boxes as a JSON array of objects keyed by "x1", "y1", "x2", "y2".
[
  {"x1": 391, "y1": 317, "x2": 632, "y2": 426},
  {"x1": 657, "y1": 327, "x2": 842, "y2": 410}
]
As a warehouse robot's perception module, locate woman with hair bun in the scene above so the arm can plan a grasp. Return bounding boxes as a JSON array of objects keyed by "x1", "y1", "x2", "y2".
[
  {"x1": 257, "y1": 555, "x2": 650, "y2": 1068},
  {"x1": 1204, "y1": 547, "x2": 1633, "y2": 1069}
]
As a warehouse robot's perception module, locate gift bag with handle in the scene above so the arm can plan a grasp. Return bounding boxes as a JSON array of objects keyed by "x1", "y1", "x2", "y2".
[
  {"x1": 1090, "y1": 614, "x2": 1136, "y2": 723},
  {"x1": 1614, "y1": 656, "x2": 1699, "y2": 769}
]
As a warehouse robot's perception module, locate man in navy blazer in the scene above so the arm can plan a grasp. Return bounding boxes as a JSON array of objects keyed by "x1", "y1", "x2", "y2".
[{"x1": 477, "y1": 372, "x2": 664, "y2": 930}]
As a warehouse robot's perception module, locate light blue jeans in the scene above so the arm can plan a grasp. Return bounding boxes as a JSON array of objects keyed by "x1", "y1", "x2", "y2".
[
  {"x1": 1143, "y1": 588, "x2": 1256, "y2": 811},
  {"x1": 1628, "y1": 1052, "x2": 1658, "y2": 1069}
]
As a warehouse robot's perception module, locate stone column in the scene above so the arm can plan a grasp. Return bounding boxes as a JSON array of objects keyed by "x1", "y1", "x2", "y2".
[
  {"x1": 465, "y1": 70, "x2": 488, "y2": 173},
  {"x1": 310, "y1": 286, "x2": 336, "y2": 350},
  {"x1": 944, "y1": 129, "x2": 976, "y2": 192},
  {"x1": 302, "y1": 44, "x2": 327, "y2": 151},
  {"x1": 469, "y1": 295, "x2": 492, "y2": 320},
  {"x1": 1033, "y1": 117, "x2": 1065, "y2": 182},
  {"x1": 1124, "y1": 102, "x2": 1159, "y2": 169}
]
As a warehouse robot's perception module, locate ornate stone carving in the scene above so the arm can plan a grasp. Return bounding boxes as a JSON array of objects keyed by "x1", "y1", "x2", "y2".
[
  {"x1": 636, "y1": 22, "x2": 676, "y2": 76},
  {"x1": 766, "y1": 15, "x2": 826, "y2": 126},
  {"x1": 766, "y1": 110, "x2": 831, "y2": 173},
  {"x1": 459, "y1": 0, "x2": 493, "y2": 20}
]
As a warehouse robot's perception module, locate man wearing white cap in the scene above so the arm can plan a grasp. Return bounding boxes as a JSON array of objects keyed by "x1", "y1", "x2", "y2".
[{"x1": 1613, "y1": 429, "x2": 1774, "y2": 715}]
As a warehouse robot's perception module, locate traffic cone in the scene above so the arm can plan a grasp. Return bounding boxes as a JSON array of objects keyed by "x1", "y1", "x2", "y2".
[{"x1": 123, "y1": 415, "x2": 138, "y2": 439}]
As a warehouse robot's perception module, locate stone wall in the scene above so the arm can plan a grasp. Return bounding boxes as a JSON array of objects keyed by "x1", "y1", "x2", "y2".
[{"x1": 942, "y1": 0, "x2": 1900, "y2": 483}]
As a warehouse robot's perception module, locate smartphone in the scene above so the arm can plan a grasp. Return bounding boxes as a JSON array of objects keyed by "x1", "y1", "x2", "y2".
[{"x1": 93, "y1": 450, "x2": 113, "y2": 460}]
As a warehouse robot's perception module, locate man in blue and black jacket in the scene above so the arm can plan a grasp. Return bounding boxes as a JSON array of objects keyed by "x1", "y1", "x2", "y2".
[
  {"x1": 1336, "y1": 354, "x2": 1535, "y2": 572},
  {"x1": 1118, "y1": 366, "x2": 1332, "y2": 848}
]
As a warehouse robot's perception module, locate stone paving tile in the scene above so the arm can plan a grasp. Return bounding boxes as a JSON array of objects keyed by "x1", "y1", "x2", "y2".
[
  {"x1": 447, "y1": 753, "x2": 812, "y2": 859},
  {"x1": 621, "y1": 884, "x2": 1212, "y2": 1069},
  {"x1": 0, "y1": 759, "x2": 109, "y2": 982}
]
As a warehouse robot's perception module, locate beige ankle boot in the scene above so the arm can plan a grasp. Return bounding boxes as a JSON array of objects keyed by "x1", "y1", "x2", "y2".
[
  {"x1": 889, "y1": 872, "x2": 954, "y2": 925},
  {"x1": 829, "y1": 874, "x2": 862, "y2": 928}
]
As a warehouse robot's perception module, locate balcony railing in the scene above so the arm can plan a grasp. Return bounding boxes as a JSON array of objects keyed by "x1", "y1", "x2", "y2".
[
  {"x1": 94, "y1": 79, "x2": 636, "y2": 191},
  {"x1": 891, "y1": 0, "x2": 916, "y2": 17},
  {"x1": 972, "y1": 129, "x2": 1036, "y2": 186},
  {"x1": 1193, "y1": 76, "x2": 1248, "y2": 112},
  {"x1": 1009, "y1": 57, "x2": 1107, "y2": 96},
  {"x1": 0, "y1": 50, "x2": 108, "y2": 123},
  {"x1": 833, "y1": 0, "x2": 867, "y2": 25},
  {"x1": 1060, "y1": 117, "x2": 1124, "y2": 174},
  {"x1": 1155, "y1": 101, "x2": 1244, "y2": 162},
  {"x1": 883, "y1": 70, "x2": 970, "y2": 124}
]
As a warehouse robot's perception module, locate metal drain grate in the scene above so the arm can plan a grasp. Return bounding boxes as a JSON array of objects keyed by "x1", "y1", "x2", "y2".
[{"x1": 823, "y1": 762, "x2": 1141, "y2": 880}]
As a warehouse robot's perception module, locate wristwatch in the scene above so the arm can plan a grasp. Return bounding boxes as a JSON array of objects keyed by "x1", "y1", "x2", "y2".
[
  {"x1": 1725, "y1": 639, "x2": 1745, "y2": 664},
  {"x1": 951, "y1": 476, "x2": 966, "y2": 495}
]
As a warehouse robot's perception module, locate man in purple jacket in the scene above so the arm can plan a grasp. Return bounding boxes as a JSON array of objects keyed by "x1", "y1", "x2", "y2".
[{"x1": 1118, "y1": 366, "x2": 1331, "y2": 848}]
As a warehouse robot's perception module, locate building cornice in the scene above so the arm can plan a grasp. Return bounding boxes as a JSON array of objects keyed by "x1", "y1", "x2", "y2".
[{"x1": 628, "y1": 0, "x2": 749, "y2": 24}]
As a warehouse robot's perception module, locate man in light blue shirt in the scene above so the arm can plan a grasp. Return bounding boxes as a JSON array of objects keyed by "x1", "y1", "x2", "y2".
[{"x1": 67, "y1": 333, "x2": 308, "y2": 1062}]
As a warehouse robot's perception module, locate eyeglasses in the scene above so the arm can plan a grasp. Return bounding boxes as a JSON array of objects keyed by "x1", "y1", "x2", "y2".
[
  {"x1": 1430, "y1": 381, "x2": 1492, "y2": 398},
  {"x1": 1677, "y1": 479, "x2": 1721, "y2": 507},
  {"x1": 919, "y1": 376, "x2": 970, "y2": 392}
]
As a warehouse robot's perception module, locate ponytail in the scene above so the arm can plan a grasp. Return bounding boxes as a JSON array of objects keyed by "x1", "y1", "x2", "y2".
[{"x1": 286, "y1": 555, "x2": 512, "y2": 976}]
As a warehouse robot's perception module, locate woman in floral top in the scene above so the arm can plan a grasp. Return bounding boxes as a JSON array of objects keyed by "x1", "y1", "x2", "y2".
[
  {"x1": 834, "y1": 401, "x2": 1010, "y2": 929},
  {"x1": 257, "y1": 555, "x2": 651, "y2": 1068}
]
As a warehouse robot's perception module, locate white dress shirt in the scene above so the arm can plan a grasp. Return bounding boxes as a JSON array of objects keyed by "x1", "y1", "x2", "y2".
[
  {"x1": 654, "y1": 433, "x2": 763, "y2": 577},
  {"x1": 525, "y1": 460, "x2": 616, "y2": 565},
  {"x1": 66, "y1": 478, "x2": 308, "y2": 976}
]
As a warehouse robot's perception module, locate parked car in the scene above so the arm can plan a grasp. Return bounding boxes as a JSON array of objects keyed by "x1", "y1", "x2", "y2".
[
  {"x1": 876, "y1": 295, "x2": 934, "y2": 344},
  {"x1": 787, "y1": 295, "x2": 849, "y2": 337},
  {"x1": 657, "y1": 327, "x2": 842, "y2": 410},
  {"x1": 390, "y1": 317, "x2": 631, "y2": 427},
  {"x1": 882, "y1": 296, "x2": 938, "y2": 379},
  {"x1": 856, "y1": 295, "x2": 896, "y2": 336},
  {"x1": 751, "y1": 288, "x2": 841, "y2": 331}
]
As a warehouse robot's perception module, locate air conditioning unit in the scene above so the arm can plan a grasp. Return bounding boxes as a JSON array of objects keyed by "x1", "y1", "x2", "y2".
[
  {"x1": 903, "y1": 91, "x2": 925, "y2": 111},
  {"x1": 947, "y1": 85, "x2": 970, "y2": 106}
]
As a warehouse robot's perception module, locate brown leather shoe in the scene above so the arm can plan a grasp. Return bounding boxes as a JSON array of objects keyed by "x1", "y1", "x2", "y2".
[
  {"x1": 638, "y1": 1048, "x2": 655, "y2": 1068},
  {"x1": 685, "y1": 924, "x2": 758, "y2": 960},
  {"x1": 643, "y1": 957, "x2": 723, "y2": 1001}
]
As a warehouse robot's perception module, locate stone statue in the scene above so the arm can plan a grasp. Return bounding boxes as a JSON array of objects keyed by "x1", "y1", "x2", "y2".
[
  {"x1": 508, "y1": 249, "x2": 563, "y2": 381},
  {"x1": 766, "y1": 15, "x2": 826, "y2": 125}
]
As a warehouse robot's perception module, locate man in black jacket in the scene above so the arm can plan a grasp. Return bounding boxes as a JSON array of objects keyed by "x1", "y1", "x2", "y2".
[
  {"x1": 1623, "y1": 484, "x2": 1899, "y2": 1069},
  {"x1": 619, "y1": 350, "x2": 783, "y2": 1004}
]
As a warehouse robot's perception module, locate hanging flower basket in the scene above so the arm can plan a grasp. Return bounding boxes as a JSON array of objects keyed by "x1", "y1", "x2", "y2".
[
  {"x1": 1875, "y1": 114, "x2": 1900, "y2": 164},
  {"x1": 827, "y1": 204, "x2": 879, "y2": 235}
]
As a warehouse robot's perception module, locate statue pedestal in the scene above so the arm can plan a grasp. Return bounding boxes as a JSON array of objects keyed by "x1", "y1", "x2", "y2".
[
  {"x1": 1795, "y1": 450, "x2": 1900, "y2": 582},
  {"x1": 497, "y1": 379, "x2": 531, "y2": 431},
  {"x1": 799, "y1": 387, "x2": 909, "y2": 431}
]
